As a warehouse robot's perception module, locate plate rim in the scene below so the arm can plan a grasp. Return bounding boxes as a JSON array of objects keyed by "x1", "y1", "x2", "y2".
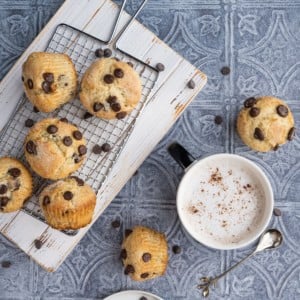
[{"x1": 103, "y1": 289, "x2": 163, "y2": 300}]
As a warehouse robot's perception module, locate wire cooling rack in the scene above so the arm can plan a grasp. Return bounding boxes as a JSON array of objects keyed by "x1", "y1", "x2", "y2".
[{"x1": 0, "y1": 23, "x2": 158, "y2": 235}]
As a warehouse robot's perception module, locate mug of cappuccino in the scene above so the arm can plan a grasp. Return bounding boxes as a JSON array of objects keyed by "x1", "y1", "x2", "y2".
[{"x1": 168, "y1": 143, "x2": 274, "y2": 250}]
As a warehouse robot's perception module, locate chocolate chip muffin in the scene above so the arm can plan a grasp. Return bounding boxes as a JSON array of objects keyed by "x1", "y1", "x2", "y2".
[
  {"x1": 0, "y1": 157, "x2": 33, "y2": 213},
  {"x1": 39, "y1": 177, "x2": 96, "y2": 230},
  {"x1": 22, "y1": 52, "x2": 77, "y2": 112},
  {"x1": 24, "y1": 118, "x2": 87, "y2": 180},
  {"x1": 120, "y1": 226, "x2": 168, "y2": 281},
  {"x1": 79, "y1": 58, "x2": 142, "y2": 119},
  {"x1": 237, "y1": 96, "x2": 295, "y2": 152}
]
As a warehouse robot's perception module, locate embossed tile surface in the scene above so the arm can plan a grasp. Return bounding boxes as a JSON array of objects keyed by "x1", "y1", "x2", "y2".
[{"x1": 0, "y1": 0, "x2": 300, "y2": 299}]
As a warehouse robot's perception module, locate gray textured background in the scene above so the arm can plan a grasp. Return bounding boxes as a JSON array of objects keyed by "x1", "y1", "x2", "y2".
[{"x1": 0, "y1": 0, "x2": 300, "y2": 299}]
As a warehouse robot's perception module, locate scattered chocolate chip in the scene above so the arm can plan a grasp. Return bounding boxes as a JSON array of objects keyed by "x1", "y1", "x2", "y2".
[
  {"x1": 43, "y1": 196, "x2": 50, "y2": 206},
  {"x1": 0, "y1": 185, "x2": 7, "y2": 194},
  {"x1": 220, "y1": 66, "x2": 230, "y2": 75},
  {"x1": 101, "y1": 143, "x2": 111, "y2": 152},
  {"x1": 71, "y1": 176, "x2": 84, "y2": 186},
  {"x1": 172, "y1": 245, "x2": 181, "y2": 254},
  {"x1": 73, "y1": 131, "x2": 83, "y2": 140},
  {"x1": 127, "y1": 62, "x2": 134, "y2": 67},
  {"x1": 73, "y1": 153, "x2": 81, "y2": 164},
  {"x1": 26, "y1": 141, "x2": 37, "y2": 155},
  {"x1": 21, "y1": 76, "x2": 24, "y2": 82},
  {"x1": 92, "y1": 144, "x2": 102, "y2": 154},
  {"x1": 214, "y1": 115, "x2": 223, "y2": 125},
  {"x1": 27, "y1": 79, "x2": 33, "y2": 89},
  {"x1": 47, "y1": 125, "x2": 58, "y2": 134},
  {"x1": 288, "y1": 127, "x2": 295, "y2": 141},
  {"x1": 125, "y1": 229, "x2": 133, "y2": 237},
  {"x1": 78, "y1": 145, "x2": 87, "y2": 156},
  {"x1": 273, "y1": 208, "x2": 282, "y2": 216},
  {"x1": 104, "y1": 48, "x2": 112, "y2": 57},
  {"x1": 33, "y1": 106, "x2": 39, "y2": 113},
  {"x1": 83, "y1": 112, "x2": 93, "y2": 120},
  {"x1": 120, "y1": 249, "x2": 127, "y2": 259},
  {"x1": 1, "y1": 261, "x2": 11, "y2": 268},
  {"x1": 139, "y1": 297, "x2": 148, "y2": 300},
  {"x1": 277, "y1": 105, "x2": 289, "y2": 117},
  {"x1": 60, "y1": 118, "x2": 68, "y2": 123},
  {"x1": 156, "y1": 63, "x2": 165, "y2": 72},
  {"x1": 64, "y1": 83, "x2": 68, "y2": 87},
  {"x1": 112, "y1": 220, "x2": 120, "y2": 228},
  {"x1": 43, "y1": 72, "x2": 54, "y2": 83},
  {"x1": 254, "y1": 127, "x2": 264, "y2": 141},
  {"x1": 141, "y1": 273, "x2": 149, "y2": 279},
  {"x1": 34, "y1": 239, "x2": 43, "y2": 249},
  {"x1": 187, "y1": 79, "x2": 195, "y2": 89},
  {"x1": 104, "y1": 74, "x2": 114, "y2": 84},
  {"x1": 142, "y1": 253, "x2": 151, "y2": 262},
  {"x1": 124, "y1": 264, "x2": 135, "y2": 275},
  {"x1": 114, "y1": 68, "x2": 124, "y2": 78},
  {"x1": 107, "y1": 96, "x2": 117, "y2": 104},
  {"x1": 42, "y1": 81, "x2": 52, "y2": 94},
  {"x1": 63, "y1": 136, "x2": 73, "y2": 146},
  {"x1": 8, "y1": 168, "x2": 21, "y2": 178},
  {"x1": 25, "y1": 119, "x2": 34, "y2": 128},
  {"x1": 111, "y1": 102, "x2": 121, "y2": 112},
  {"x1": 249, "y1": 107, "x2": 260, "y2": 117},
  {"x1": 93, "y1": 102, "x2": 104, "y2": 112},
  {"x1": 116, "y1": 111, "x2": 127, "y2": 119},
  {"x1": 0, "y1": 197, "x2": 9, "y2": 207},
  {"x1": 273, "y1": 144, "x2": 279, "y2": 151},
  {"x1": 63, "y1": 191, "x2": 73, "y2": 200},
  {"x1": 95, "y1": 48, "x2": 104, "y2": 58},
  {"x1": 244, "y1": 97, "x2": 257, "y2": 108}
]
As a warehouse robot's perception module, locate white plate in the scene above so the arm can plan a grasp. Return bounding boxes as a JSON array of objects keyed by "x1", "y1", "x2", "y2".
[{"x1": 103, "y1": 290, "x2": 163, "y2": 300}]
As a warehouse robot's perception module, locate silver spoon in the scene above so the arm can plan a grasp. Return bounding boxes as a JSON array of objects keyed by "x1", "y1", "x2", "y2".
[{"x1": 197, "y1": 229, "x2": 283, "y2": 297}]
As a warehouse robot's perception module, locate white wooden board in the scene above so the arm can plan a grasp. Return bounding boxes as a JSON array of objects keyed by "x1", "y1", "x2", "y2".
[{"x1": 0, "y1": 0, "x2": 207, "y2": 272}]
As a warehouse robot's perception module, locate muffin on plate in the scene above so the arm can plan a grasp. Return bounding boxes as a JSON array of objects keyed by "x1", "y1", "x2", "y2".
[
  {"x1": 22, "y1": 52, "x2": 77, "y2": 112},
  {"x1": 237, "y1": 96, "x2": 295, "y2": 152},
  {"x1": 24, "y1": 118, "x2": 87, "y2": 180},
  {"x1": 39, "y1": 176, "x2": 96, "y2": 230},
  {"x1": 79, "y1": 58, "x2": 142, "y2": 120},
  {"x1": 0, "y1": 157, "x2": 33, "y2": 212},
  {"x1": 120, "y1": 226, "x2": 168, "y2": 281}
]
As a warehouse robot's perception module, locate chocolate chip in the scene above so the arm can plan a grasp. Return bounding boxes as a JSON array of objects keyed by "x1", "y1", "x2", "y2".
[
  {"x1": 127, "y1": 62, "x2": 134, "y2": 67},
  {"x1": 112, "y1": 220, "x2": 120, "y2": 228},
  {"x1": 22, "y1": 76, "x2": 24, "y2": 82},
  {"x1": 71, "y1": 176, "x2": 84, "y2": 186},
  {"x1": 273, "y1": 144, "x2": 279, "y2": 151},
  {"x1": 26, "y1": 140, "x2": 37, "y2": 155},
  {"x1": 83, "y1": 112, "x2": 93, "y2": 119},
  {"x1": 34, "y1": 239, "x2": 43, "y2": 249},
  {"x1": 78, "y1": 145, "x2": 87, "y2": 156},
  {"x1": 25, "y1": 119, "x2": 34, "y2": 128},
  {"x1": 125, "y1": 229, "x2": 133, "y2": 237},
  {"x1": 187, "y1": 79, "x2": 195, "y2": 89},
  {"x1": 95, "y1": 48, "x2": 104, "y2": 58},
  {"x1": 107, "y1": 96, "x2": 117, "y2": 104},
  {"x1": 124, "y1": 264, "x2": 135, "y2": 275},
  {"x1": 43, "y1": 72, "x2": 54, "y2": 83},
  {"x1": 43, "y1": 196, "x2": 50, "y2": 206},
  {"x1": 64, "y1": 83, "x2": 68, "y2": 87},
  {"x1": 141, "y1": 273, "x2": 149, "y2": 279},
  {"x1": 214, "y1": 115, "x2": 223, "y2": 125},
  {"x1": 60, "y1": 118, "x2": 68, "y2": 123},
  {"x1": 33, "y1": 106, "x2": 39, "y2": 113},
  {"x1": 93, "y1": 102, "x2": 104, "y2": 112},
  {"x1": 139, "y1": 297, "x2": 148, "y2": 300},
  {"x1": 0, "y1": 185, "x2": 7, "y2": 195},
  {"x1": 116, "y1": 112, "x2": 127, "y2": 119},
  {"x1": 111, "y1": 102, "x2": 121, "y2": 112},
  {"x1": 63, "y1": 136, "x2": 73, "y2": 146},
  {"x1": 114, "y1": 68, "x2": 124, "y2": 78},
  {"x1": 27, "y1": 79, "x2": 33, "y2": 89},
  {"x1": 120, "y1": 249, "x2": 127, "y2": 259},
  {"x1": 1, "y1": 261, "x2": 11, "y2": 268},
  {"x1": 73, "y1": 153, "x2": 81, "y2": 164},
  {"x1": 0, "y1": 197, "x2": 9, "y2": 207},
  {"x1": 156, "y1": 63, "x2": 165, "y2": 72},
  {"x1": 142, "y1": 253, "x2": 151, "y2": 262},
  {"x1": 273, "y1": 208, "x2": 282, "y2": 216},
  {"x1": 288, "y1": 127, "x2": 295, "y2": 141},
  {"x1": 42, "y1": 81, "x2": 52, "y2": 94},
  {"x1": 277, "y1": 105, "x2": 289, "y2": 117},
  {"x1": 63, "y1": 191, "x2": 73, "y2": 200},
  {"x1": 254, "y1": 127, "x2": 264, "y2": 141},
  {"x1": 104, "y1": 48, "x2": 112, "y2": 57},
  {"x1": 104, "y1": 74, "x2": 114, "y2": 84},
  {"x1": 101, "y1": 143, "x2": 111, "y2": 152},
  {"x1": 92, "y1": 144, "x2": 102, "y2": 154},
  {"x1": 172, "y1": 245, "x2": 181, "y2": 254},
  {"x1": 8, "y1": 168, "x2": 21, "y2": 178},
  {"x1": 249, "y1": 107, "x2": 260, "y2": 117},
  {"x1": 244, "y1": 97, "x2": 257, "y2": 108},
  {"x1": 47, "y1": 125, "x2": 58, "y2": 134},
  {"x1": 220, "y1": 66, "x2": 230, "y2": 75},
  {"x1": 73, "y1": 131, "x2": 83, "y2": 140}
]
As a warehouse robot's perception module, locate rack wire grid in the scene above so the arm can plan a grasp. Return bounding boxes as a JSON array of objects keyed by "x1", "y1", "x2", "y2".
[{"x1": 0, "y1": 24, "x2": 158, "y2": 235}]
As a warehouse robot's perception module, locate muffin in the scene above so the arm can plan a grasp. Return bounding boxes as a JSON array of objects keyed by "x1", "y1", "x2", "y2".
[
  {"x1": 237, "y1": 96, "x2": 295, "y2": 152},
  {"x1": 79, "y1": 58, "x2": 142, "y2": 119},
  {"x1": 0, "y1": 157, "x2": 33, "y2": 212},
  {"x1": 120, "y1": 226, "x2": 168, "y2": 281},
  {"x1": 39, "y1": 177, "x2": 96, "y2": 230},
  {"x1": 22, "y1": 52, "x2": 77, "y2": 112},
  {"x1": 24, "y1": 118, "x2": 87, "y2": 180}
]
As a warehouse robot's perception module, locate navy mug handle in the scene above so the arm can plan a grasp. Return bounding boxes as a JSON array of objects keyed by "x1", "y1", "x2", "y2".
[{"x1": 167, "y1": 142, "x2": 196, "y2": 169}]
